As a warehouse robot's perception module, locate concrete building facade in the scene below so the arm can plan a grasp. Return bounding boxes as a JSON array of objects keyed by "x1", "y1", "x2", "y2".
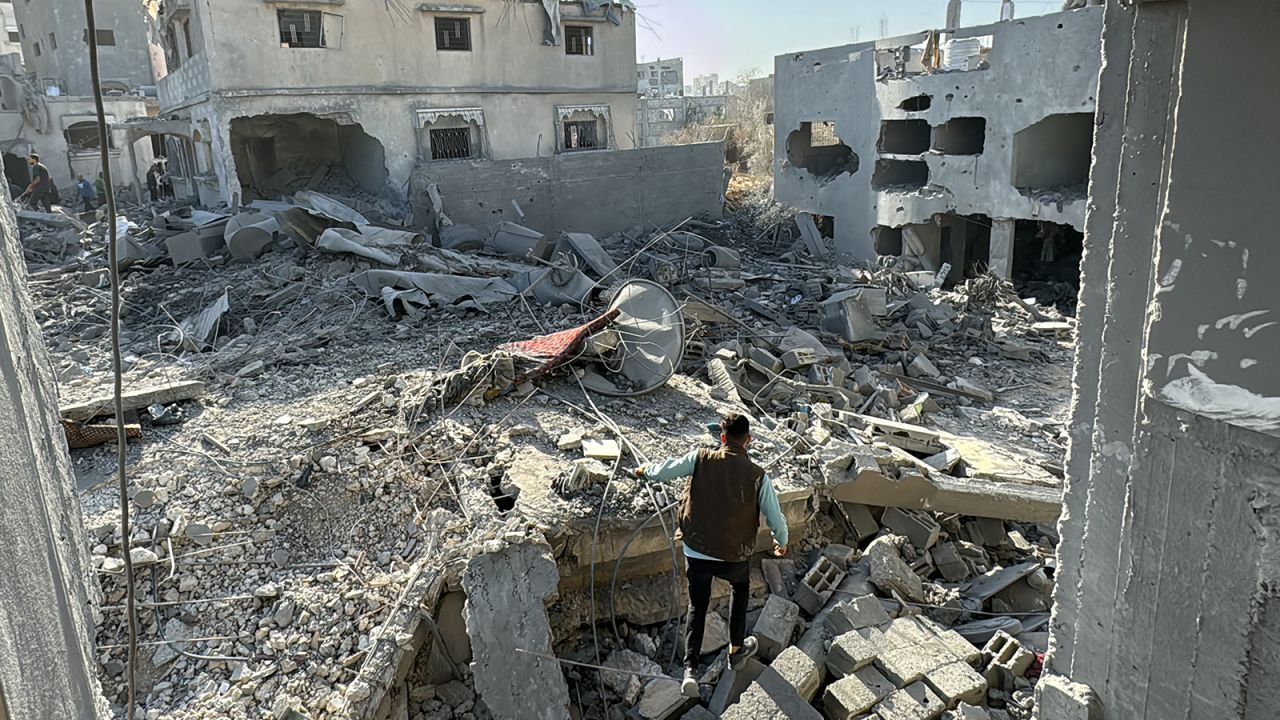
[
  {"x1": 0, "y1": 2, "x2": 23, "y2": 60},
  {"x1": 637, "y1": 56, "x2": 683, "y2": 98},
  {"x1": 0, "y1": 54, "x2": 153, "y2": 197},
  {"x1": 11, "y1": 0, "x2": 161, "y2": 97},
  {"x1": 154, "y1": 0, "x2": 639, "y2": 208},
  {"x1": 1041, "y1": 1, "x2": 1280, "y2": 718},
  {"x1": 773, "y1": 8, "x2": 1102, "y2": 286}
]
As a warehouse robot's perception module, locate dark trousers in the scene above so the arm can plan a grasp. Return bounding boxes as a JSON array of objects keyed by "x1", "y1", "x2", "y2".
[
  {"x1": 32, "y1": 190, "x2": 53, "y2": 212},
  {"x1": 684, "y1": 555, "x2": 750, "y2": 669}
]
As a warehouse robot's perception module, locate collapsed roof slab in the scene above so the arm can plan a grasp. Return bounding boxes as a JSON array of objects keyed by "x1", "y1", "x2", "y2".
[{"x1": 829, "y1": 469, "x2": 1061, "y2": 524}]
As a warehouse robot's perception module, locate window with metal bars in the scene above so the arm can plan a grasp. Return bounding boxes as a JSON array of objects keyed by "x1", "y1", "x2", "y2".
[
  {"x1": 563, "y1": 120, "x2": 601, "y2": 151},
  {"x1": 565, "y1": 25, "x2": 593, "y2": 56},
  {"x1": 429, "y1": 127, "x2": 472, "y2": 160},
  {"x1": 278, "y1": 10, "x2": 324, "y2": 48},
  {"x1": 435, "y1": 17, "x2": 471, "y2": 51}
]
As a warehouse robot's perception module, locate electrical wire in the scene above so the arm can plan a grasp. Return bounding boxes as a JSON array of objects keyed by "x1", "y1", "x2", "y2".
[{"x1": 83, "y1": 1, "x2": 136, "y2": 716}]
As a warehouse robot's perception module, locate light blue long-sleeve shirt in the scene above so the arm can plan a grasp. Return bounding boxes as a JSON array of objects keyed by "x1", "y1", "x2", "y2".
[{"x1": 640, "y1": 448, "x2": 789, "y2": 561}]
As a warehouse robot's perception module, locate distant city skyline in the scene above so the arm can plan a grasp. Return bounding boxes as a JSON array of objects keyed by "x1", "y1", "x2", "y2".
[{"x1": 634, "y1": 0, "x2": 1067, "y2": 82}]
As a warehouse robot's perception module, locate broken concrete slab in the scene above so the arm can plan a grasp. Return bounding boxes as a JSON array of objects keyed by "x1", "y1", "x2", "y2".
[
  {"x1": 639, "y1": 676, "x2": 698, "y2": 719},
  {"x1": 723, "y1": 669, "x2": 824, "y2": 719},
  {"x1": 462, "y1": 542, "x2": 570, "y2": 719},
  {"x1": 830, "y1": 469, "x2": 1061, "y2": 524},
  {"x1": 603, "y1": 649, "x2": 663, "y2": 706},
  {"x1": 826, "y1": 594, "x2": 892, "y2": 635},
  {"x1": 709, "y1": 657, "x2": 766, "y2": 715},
  {"x1": 865, "y1": 535, "x2": 924, "y2": 602},
  {"x1": 60, "y1": 380, "x2": 206, "y2": 422}
]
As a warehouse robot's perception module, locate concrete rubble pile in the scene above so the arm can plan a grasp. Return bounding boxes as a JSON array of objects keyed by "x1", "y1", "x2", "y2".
[{"x1": 21, "y1": 176, "x2": 1074, "y2": 719}]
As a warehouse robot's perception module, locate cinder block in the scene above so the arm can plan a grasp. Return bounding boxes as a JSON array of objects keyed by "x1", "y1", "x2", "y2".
[
  {"x1": 876, "y1": 682, "x2": 945, "y2": 720},
  {"x1": 931, "y1": 542, "x2": 972, "y2": 583},
  {"x1": 748, "y1": 346, "x2": 783, "y2": 373},
  {"x1": 881, "y1": 507, "x2": 941, "y2": 550},
  {"x1": 923, "y1": 661, "x2": 987, "y2": 707},
  {"x1": 874, "y1": 640, "x2": 956, "y2": 686},
  {"x1": 826, "y1": 627, "x2": 883, "y2": 678},
  {"x1": 917, "y1": 621, "x2": 981, "y2": 665},
  {"x1": 722, "y1": 675, "x2": 823, "y2": 720},
  {"x1": 826, "y1": 593, "x2": 892, "y2": 635},
  {"x1": 821, "y1": 543, "x2": 858, "y2": 571},
  {"x1": 841, "y1": 502, "x2": 881, "y2": 541},
  {"x1": 681, "y1": 706, "x2": 717, "y2": 720},
  {"x1": 823, "y1": 675, "x2": 880, "y2": 719},
  {"x1": 880, "y1": 617, "x2": 942, "y2": 651},
  {"x1": 794, "y1": 556, "x2": 847, "y2": 616},
  {"x1": 854, "y1": 665, "x2": 897, "y2": 702},
  {"x1": 759, "y1": 645, "x2": 825, "y2": 702},
  {"x1": 981, "y1": 630, "x2": 1034, "y2": 686},
  {"x1": 708, "y1": 657, "x2": 765, "y2": 715},
  {"x1": 1033, "y1": 674, "x2": 1101, "y2": 720},
  {"x1": 752, "y1": 594, "x2": 800, "y2": 661},
  {"x1": 782, "y1": 348, "x2": 819, "y2": 370}
]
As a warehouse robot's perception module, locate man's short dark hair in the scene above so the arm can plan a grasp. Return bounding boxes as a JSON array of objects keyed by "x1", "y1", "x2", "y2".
[
  {"x1": 27, "y1": 153, "x2": 39, "y2": 162},
  {"x1": 720, "y1": 413, "x2": 750, "y2": 441}
]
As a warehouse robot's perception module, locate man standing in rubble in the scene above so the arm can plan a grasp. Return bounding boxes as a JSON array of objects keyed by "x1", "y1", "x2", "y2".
[
  {"x1": 25, "y1": 153, "x2": 55, "y2": 212},
  {"x1": 636, "y1": 413, "x2": 789, "y2": 698}
]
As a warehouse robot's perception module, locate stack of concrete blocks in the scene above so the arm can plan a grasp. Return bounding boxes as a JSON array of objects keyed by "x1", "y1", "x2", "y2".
[
  {"x1": 822, "y1": 611, "x2": 987, "y2": 719},
  {"x1": 980, "y1": 631, "x2": 1035, "y2": 691},
  {"x1": 795, "y1": 556, "x2": 848, "y2": 616}
]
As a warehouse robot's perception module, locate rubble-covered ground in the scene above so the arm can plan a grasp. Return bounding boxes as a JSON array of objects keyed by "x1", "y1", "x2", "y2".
[{"x1": 22, "y1": 176, "x2": 1076, "y2": 719}]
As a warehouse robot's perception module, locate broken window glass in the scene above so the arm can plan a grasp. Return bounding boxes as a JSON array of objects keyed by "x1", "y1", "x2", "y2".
[
  {"x1": 429, "y1": 127, "x2": 472, "y2": 160},
  {"x1": 435, "y1": 17, "x2": 471, "y2": 51},
  {"x1": 564, "y1": 120, "x2": 601, "y2": 151},
  {"x1": 278, "y1": 9, "x2": 325, "y2": 48},
  {"x1": 565, "y1": 25, "x2": 593, "y2": 56}
]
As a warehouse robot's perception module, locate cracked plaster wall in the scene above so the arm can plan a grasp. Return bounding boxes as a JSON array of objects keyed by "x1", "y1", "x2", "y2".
[{"x1": 773, "y1": 8, "x2": 1103, "y2": 260}]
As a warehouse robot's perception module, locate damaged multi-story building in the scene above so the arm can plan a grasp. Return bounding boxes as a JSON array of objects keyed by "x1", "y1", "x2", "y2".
[
  {"x1": 153, "y1": 0, "x2": 644, "y2": 210},
  {"x1": 1, "y1": 0, "x2": 159, "y2": 195},
  {"x1": 774, "y1": 6, "x2": 1103, "y2": 289}
]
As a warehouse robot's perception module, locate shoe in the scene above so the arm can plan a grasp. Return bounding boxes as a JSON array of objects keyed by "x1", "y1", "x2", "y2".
[
  {"x1": 729, "y1": 636, "x2": 759, "y2": 670},
  {"x1": 681, "y1": 667, "x2": 699, "y2": 698}
]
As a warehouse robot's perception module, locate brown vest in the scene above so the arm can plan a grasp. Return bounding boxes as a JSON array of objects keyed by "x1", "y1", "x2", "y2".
[{"x1": 678, "y1": 445, "x2": 765, "y2": 562}]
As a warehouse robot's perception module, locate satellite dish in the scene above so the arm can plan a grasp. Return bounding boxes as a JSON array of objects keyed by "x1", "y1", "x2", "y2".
[{"x1": 580, "y1": 279, "x2": 685, "y2": 396}]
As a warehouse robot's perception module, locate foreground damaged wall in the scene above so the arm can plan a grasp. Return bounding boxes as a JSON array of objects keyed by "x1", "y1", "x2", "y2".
[
  {"x1": 411, "y1": 142, "x2": 726, "y2": 239},
  {"x1": 0, "y1": 198, "x2": 108, "y2": 717},
  {"x1": 1044, "y1": 1, "x2": 1280, "y2": 718}
]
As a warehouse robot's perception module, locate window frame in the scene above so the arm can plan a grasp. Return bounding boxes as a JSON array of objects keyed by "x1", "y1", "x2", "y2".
[
  {"x1": 564, "y1": 25, "x2": 593, "y2": 56},
  {"x1": 417, "y1": 108, "x2": 486, "y2": 162},
  {"x1": 434, "y1": 16, "x2": 472, "y2": 52},
  {"x1": 277, "y1": 9, "x2": 342, "y2": 50}
]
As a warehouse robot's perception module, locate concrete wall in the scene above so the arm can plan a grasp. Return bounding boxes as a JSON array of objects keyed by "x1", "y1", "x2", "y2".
[
  {"x1": 0, "y1": 197, "x2": 109, "y2": 718},
  {"x1": 773, "y1": 8, "x2": 1102, "y2": 260},
  {"x1": 161, "y1": 0, "x2": 636, "y2": 108},
  {"x1": 638, "y1": 57, "x2": 683, "y2": 98},
  {"x1": 156, "y1": 0, "x2": 639, "y2": 206},
  {"x1": 0, "y1": 3, "x2": 23, "y2": 59},
  {"x1": 411, "y1": 142, "x2": 726, "y2": 239},
  {"x1": 635, "y1": 95, "x2": 728, "y2": 147},
  {"x1": 0, "y1": 96, "x2": 154, "y2": 194},
  {"x1": 1044, "y1": 2, "x2": 1280, "y2": 718},
  {"x1": 11, "y1": 0, "x2": 157, "y2": 95}
]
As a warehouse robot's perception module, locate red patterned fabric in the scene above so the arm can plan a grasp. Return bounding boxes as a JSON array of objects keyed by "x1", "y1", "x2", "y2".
[{"x1": 501, "y1": 308, "x2": 620, "y2": 383}]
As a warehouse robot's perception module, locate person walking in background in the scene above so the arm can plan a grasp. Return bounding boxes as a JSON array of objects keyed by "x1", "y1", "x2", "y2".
[
  {"x1": 94, "y1": 172, "x2": 106, "y2": 206},
  {"x1": 75, "y1": 174, "x2": 95, "y2": 213},
  {"x1": 636, "y1": 413, "x2": 789, "y2": 698}
]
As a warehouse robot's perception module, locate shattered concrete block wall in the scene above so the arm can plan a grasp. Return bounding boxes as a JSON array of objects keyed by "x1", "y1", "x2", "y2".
[
  {"x1": 1044, "y1": 1, "x2": 1280, "y2": 718},
  {"x1": 772, "y1": 8, "x2": 1102, "y2": 261},
  {"x1": 156, "y1": 0, "x2": 640, "y2": 206},
  {"x1": 0, "y1": 197, "x2": 109, "y2": 718},
  {"x1": 411, "y1": 142, "x2": 727, "y2": 239}
]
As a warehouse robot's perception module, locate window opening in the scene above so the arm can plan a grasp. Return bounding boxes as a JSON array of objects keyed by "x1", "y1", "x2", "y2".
[
  {"x1": 565, "y1": 25, "x2": 593, "y2": 55},
  {"x1": 435, "y1": 17, "x2": 471, "y2": 51}
]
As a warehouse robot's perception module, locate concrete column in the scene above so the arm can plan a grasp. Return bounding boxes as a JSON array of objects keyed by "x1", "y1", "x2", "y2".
[
  {"x1": 988, "y1": 219, "x2": 1014, "y2": 278},
  {"x1": 0, "y1": 198, "x2": 109, "y2": 717}
]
